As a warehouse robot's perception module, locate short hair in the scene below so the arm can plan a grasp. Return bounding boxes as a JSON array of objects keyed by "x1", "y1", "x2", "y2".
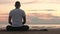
[{"x1": 15, "y1": 1, "x2": 21, "y2": 7}]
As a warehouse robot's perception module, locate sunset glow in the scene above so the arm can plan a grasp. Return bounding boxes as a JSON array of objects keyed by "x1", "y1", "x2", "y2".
[{"x1": 0, "y1": 0, "x2": 60, "y2": 24}]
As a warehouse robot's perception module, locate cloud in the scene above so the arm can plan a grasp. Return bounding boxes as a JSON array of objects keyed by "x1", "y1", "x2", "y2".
[
  {"x1": 0, "y1": 13, "x2": 8, "y2": 15},
  {"x1": 26, "y1": 13, "x2": 60, "y2": 24},
  {"x1": 27, "y1": 9, "x2": 56, "y2": 11},
  {"x1": 0, "y1": 0, "x2": 14, "y2": 4},
  {"x1": 21, "y1": 0, "x2": 60, "y2": 4},
  {"x1": 0, "y1": 13, "x2": 60, "y2": 24},
  {"x1": 21, "y1": 0, "x2": 37, "y2": 4},
  {"x1": 0, "y1": 0, "x2": 60, "y2": 4}
]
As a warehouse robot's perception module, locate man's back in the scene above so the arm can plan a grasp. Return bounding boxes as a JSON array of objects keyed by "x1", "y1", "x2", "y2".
[
  {"x1": 6, "y1": 1, "x2": 29, "y2": 31},
  {"x1": 9, "y1": 9, "x2": 25, "y2": 27}
]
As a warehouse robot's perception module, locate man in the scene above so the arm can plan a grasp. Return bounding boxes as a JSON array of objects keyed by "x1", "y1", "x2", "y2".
[{"x1": 6, "y1": 1, "x2": 29, "y2": 31}]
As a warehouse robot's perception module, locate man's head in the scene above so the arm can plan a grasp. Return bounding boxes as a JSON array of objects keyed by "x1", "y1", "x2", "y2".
[{"x1": 15, "y1": 1, "x2": 21, "y2": 9}]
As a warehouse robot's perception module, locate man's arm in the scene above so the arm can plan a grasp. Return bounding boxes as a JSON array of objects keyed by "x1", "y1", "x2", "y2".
[
  {"x1": 23, "y1": 16, "x2": 26, "y2": 24},
  {"x1": 8, "y1": 16, "x2": 12, "y2": 25}
]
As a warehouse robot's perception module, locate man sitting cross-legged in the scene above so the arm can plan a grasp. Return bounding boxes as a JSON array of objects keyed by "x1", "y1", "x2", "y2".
[{"x1": 6, "y1": 1, "x2": 29, "y2": 31}]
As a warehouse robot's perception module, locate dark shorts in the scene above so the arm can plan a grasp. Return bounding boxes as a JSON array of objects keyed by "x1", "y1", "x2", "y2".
[{"x1": 6, "y1": 25, "x2": 29, "y2": 31}]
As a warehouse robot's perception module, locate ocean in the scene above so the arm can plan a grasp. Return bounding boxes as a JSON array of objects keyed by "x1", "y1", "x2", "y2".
[{"x1": 0, "y1": 23, "x2": 60, "y2": 29}]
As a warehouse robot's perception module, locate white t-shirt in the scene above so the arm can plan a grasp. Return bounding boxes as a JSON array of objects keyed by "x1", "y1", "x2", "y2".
[{"x1": 9, "y1": 9, "x2": 26, "y2": 27}]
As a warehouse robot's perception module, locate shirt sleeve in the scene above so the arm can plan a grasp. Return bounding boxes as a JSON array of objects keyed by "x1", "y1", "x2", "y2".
[
  {"x1": 9, "y1": 11, "x2": 12, "y2": 17},
  {"x1": 22, "y1": 10, "x2": 26, "y2": 17}
]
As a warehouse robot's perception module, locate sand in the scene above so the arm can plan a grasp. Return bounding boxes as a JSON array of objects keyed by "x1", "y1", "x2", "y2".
[{"x1": 0, "y1": 29, "x2": 60, "y2": 34}]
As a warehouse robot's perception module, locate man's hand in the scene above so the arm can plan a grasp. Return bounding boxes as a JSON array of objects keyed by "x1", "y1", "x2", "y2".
[
  {"x1": 9, "y1": 21, "x2": 12, "y2": 25},
  {"x1": 22, "y1": 15, "x2": 26, "y2": 24},
  {"x1": 23, "y1": 22, "x2": 25, "y2": 24}
]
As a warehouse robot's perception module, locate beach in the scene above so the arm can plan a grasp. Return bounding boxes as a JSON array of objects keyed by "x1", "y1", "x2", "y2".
[
  {"x1": 0, "y1": 29, "x2": 60, "y2": 34},
  {"x1": 0, "y1": 24, "x2": 60, "y2": 34}
]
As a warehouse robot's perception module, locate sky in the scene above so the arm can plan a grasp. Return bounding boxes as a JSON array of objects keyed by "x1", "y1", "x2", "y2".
[{"x1": 0, "y1": 0, "x2": 60, "y2": 24}]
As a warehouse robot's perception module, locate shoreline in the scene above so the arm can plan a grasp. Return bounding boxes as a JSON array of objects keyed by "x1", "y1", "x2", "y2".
[{"x1": 0, "y1": 24, "x2": 60, "y2": 29}]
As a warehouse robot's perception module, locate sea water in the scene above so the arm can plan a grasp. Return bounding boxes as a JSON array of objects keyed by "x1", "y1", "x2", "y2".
[{"x1": 0, "y1": 23, "x2": 60, "y2": 29}]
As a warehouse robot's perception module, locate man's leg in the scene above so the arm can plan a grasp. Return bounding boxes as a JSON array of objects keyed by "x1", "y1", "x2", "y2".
[
  {"x1": 6, "y1": 25, "x2": 12, "y2": 31},
  {"x1": 6, "y1": 25, "x2": 29, "y2": 31},
  {"x1": 21, "y1": 25, "x2": 29, "y2": 31},
  {"x1": 11, "y1": 25, "x2": 29, "y2": 31}
]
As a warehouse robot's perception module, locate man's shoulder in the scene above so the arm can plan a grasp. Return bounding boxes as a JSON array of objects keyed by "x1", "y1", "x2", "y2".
[
  {"x1": 9, "y1": 9, "x2": 15, "y2": 14},
  {"x1": 10, "y1": 9, "x2": 25, "y2": 13},
  {"x1": 11, "y1": 9, "x2": 16, "y2": 11},
  {"x1": 20, "y1": 9, "x2": 24, "y2": 11}
]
